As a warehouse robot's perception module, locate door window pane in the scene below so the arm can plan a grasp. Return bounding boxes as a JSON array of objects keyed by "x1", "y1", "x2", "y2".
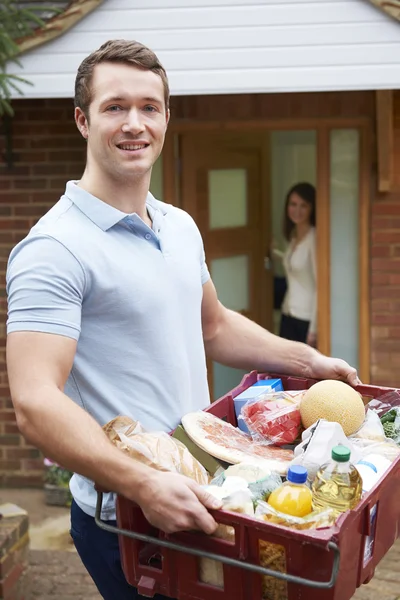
[
  {"x1": 330, "y1": 129, "x2": 360, "y2": 370},
  {"x1": 209, "y1": 169, "x2": 247, "y2": 229},
  {"x1": 211, "y1": 254, "x2": 250, "y2": 399},
  {"x1": 211, "y1": 254, "x2": 249, "y2": 312}
]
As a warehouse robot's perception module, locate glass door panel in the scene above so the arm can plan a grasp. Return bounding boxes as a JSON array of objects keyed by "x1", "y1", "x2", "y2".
[
  {"x1": 330, "y1": 129, "x2": 360, "y2": 370},
  {"x1": 209, "y1": 169, "x2": 248, "y2": 229},
  {"x1": 269, "y1": 131, "x2": 317, "y2": 335}
]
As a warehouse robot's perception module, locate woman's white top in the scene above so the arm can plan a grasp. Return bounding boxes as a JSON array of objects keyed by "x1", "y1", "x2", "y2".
[{"x1": 281, "y1": 227, "x2": 317, "y2": 334}]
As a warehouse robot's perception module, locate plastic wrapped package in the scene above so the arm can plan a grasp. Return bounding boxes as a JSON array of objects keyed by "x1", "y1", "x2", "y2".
[
  {"x1": 351, "y1": 437, "x2": 400, "y2": 462},
  {"x1": 291, "y1": 420, "x2": 362, "y2": 481},
  {"x1": 350, "y1": 409, "x2": 386, "y2": 442},
  {"x1": 365, "y1": 390, "x2": 400, "y2": 417},
  {"x1": 210, "y1": 463, "x2": 282, "y2": 503},
  {"x1": 380, "y1": 407, "x2": 400, "y2": 444},
  {"x1": 255, "y1": 501, "x2": 338, "y2": 530},
  {"x1": 241, "y1": 391, "x2": 303, "y2": 446},
  {"x1": 103, "y1": 416, "x2": 209, "y2": 485}
]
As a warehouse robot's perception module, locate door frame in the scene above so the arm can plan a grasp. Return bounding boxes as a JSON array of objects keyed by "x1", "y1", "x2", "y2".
[{"x1": 162, "y1": 117, "x2": 371, "y2": 383}]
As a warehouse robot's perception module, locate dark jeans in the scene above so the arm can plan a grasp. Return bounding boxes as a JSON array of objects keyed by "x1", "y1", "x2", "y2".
[
  {"x1": 70, "y1": 500, "x2": 171, "y2": 600},
  {"x1": 279, "y1": 313, "x2": 310, "y2": 343}
]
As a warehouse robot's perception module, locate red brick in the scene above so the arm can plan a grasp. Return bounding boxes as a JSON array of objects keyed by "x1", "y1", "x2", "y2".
[
  {"x1": 12, "y1": 179, "x2": 47, "y2": 190},
  {"x1": 372, "y1": 230, "x2": 400, "y2": 243},
  {"x1": 5, "y1": 448, "x2": 40, "y2": 460},
  {"x1": 372, "y1": 203, "x2": 400, "y2": 216},
  {"x1": 372, "y1": 216, "x2": 400, "y2": 229},
  {"x1": 0, "y1": 411, "x2": 16, "y2": 422},
  {"x1": 371, "y1": 246, "x2": 391, "y2": 258},
  {"x1": 4, "y1": 424, "x2": 19, "y2": 435},
  {"x1": 1, "y1": 473, "x2": 44, "y2": 487},
  {"x1": 0, "y1": 561, "x2": 25, "y2": 598},
  {"x1": 371, "y1": 258, "x2": 400, "y2": 271},
  {"x1": 0, "y1": 460, "x2": 20, "y2": 470}
]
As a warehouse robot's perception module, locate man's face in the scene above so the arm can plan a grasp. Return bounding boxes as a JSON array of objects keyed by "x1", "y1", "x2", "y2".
[{"x1": 76, "y1": 62, "x2": 169, "y2": 182}]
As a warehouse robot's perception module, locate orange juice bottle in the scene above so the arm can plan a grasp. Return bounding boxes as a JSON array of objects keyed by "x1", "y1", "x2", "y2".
[{"x1": 267, "y1": 465, "x2": 312, "y2": 517}]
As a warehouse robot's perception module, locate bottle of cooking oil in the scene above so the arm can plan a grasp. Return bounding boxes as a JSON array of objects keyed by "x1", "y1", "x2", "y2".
[{"x1": 312, "y1": 445, "x2": 362, "y2": 513}]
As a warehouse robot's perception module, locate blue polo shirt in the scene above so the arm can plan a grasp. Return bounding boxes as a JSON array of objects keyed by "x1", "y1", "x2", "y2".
[{"x1": 6, "y1": 181, "x2": 211, "y2": 518}]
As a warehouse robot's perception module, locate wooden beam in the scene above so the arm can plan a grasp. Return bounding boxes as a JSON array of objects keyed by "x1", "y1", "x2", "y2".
[{"x1": 376, "y1": 90, "x2": 394, "y2": 193}]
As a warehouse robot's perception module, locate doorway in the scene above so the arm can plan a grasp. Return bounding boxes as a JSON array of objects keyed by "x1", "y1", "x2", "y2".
[{"x1": 177, "y1": 124, "x2": 368, "y2": 399}]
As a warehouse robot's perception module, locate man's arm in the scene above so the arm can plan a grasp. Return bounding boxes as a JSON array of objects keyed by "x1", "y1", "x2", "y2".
[
  {"x1": 201, "y1": 279, "x2": 360, "y2": 385},
  {"x1": 7, "y1": 331, "x2": 221, "y2": 533}
]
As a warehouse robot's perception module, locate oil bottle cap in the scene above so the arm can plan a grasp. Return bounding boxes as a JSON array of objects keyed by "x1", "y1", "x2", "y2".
[
  {"x1": 287, "y1": 465, "x2": 308, "y2": 484},
  {"x1": 332, "y1": 445, "x2": 351, "y2": 462}
]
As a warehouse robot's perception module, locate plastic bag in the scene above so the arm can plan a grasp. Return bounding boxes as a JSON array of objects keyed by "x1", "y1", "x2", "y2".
[
  {"x1": 103, "y1": 416, "x2": 209, "y2": 485},
  {"x1": 380, "y1": 407, "x2": 400, "y2": 444},
  {"x1": 211, "y1": 463, "x2": 282, "y2": 503},
  {"x1": 350, "y1": 437, "x2": 400, "y2": 462},
  {"x1": 291, "y1": 419, "x2": 362, "y2": 481},
  {"x1": 255, "y1": 501, "x2": 337, "y2": 530},
  {"x1": 350, "y1": 409, "x2": 386, "y2": 442},
  {"x1": 241, "y1": 391, "x2": 302, "y2": 446},
  {"x1": 365, "y1": 390, "x2": 400, "y2": 417}
]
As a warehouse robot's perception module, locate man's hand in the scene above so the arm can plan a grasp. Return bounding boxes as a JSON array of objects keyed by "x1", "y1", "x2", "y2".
[
  {"x1": 135, "y1": 471, "x2": 222, "y2": 535},
  {"x1": 306, "y1": 353, "x2": 361, "y2": 387}
]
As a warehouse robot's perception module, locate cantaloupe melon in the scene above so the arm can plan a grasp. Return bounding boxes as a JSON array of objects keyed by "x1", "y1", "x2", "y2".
[{"x1": 300, "y1": 380, "x2": 365, "y2": 436}]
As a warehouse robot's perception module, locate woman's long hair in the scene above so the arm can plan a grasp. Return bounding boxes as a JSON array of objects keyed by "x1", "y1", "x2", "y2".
[{"x1": 283, "y1": 182, "x2": 316, "y2": 241}]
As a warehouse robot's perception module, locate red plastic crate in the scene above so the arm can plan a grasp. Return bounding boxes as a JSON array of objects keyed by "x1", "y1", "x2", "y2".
[{"x1": 95, "y1": 372, "x2": 400, "y2": 600}]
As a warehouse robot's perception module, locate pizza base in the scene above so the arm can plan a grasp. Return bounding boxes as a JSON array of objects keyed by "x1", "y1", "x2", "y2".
[{"x1": 182, "y1": 411, "x2": 293, "y2": 475}]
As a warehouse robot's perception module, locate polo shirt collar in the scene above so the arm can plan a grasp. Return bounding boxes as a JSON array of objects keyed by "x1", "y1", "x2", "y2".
[{"x1": 64, "y1": 180, "x2": 167, "y2": 231}]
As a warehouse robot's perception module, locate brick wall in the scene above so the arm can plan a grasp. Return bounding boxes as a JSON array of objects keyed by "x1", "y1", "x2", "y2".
[
  {"x1": 0, "y1": 99, "x2": 86, "y2": 486},
  {"x1": 370, "y1": 90, "x2": 400, "y2": 386},
  {"x1": 0, "y1": 509, "x2": 29, "y2": 600}
]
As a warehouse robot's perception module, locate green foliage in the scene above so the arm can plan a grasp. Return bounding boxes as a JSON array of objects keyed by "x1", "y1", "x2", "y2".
[
  {"x1": 44, "y1": 463, "x2": 73, "y2": 487},
  {"x1": 0, "y1": 1, "x2": 58, "y2": 115}
]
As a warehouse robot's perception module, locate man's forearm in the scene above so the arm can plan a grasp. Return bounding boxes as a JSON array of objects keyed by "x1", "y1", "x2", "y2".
[
  {"x1": 14, "y1": 386, "x2": 151, "y2": 501},
  {"x1": 204, "y1": 308, "x2": 318, "y2": 376}
]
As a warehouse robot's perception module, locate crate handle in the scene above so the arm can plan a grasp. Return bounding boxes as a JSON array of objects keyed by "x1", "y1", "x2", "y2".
[{"x1": 95, "y1": 492, "x2": 340, "y2": 589}]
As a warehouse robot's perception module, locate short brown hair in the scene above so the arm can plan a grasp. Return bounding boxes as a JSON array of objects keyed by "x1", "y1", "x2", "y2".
[{"x1": 74, "y1": 39, "x2": 170, "y2": 117}]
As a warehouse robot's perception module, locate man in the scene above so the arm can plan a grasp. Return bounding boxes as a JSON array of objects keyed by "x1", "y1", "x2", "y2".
[{"x1": 6, "y1": 40, "x2": 359, "y2": 600}]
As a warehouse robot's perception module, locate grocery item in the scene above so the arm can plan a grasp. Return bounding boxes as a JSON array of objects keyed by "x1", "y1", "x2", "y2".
[
  {"x1": 241, "y1": 392, "x2": 302, "y2": 445},
  {"x1": 172, "y1": 424, "x2": 227, "y2": 475},
  {"x1": 213, "y1": 462, "x2": 282, "y2": 502},
  {"x1": 300, "y1": 380, "x2": 365, "y2": 435},
  {"x1": 181, "y1": 411, "x2": 293, "y2": 475},
  {"x1": 365, "y1": 389, "x2": 400, "y2": 417},
  {"x1": 267, "y1": 465, "x2": 312, "y2": 517},
  {"x1": 291, "y1": 419, "x2": 362, "y2": 481},
  {"x1": 351, "y1": 409, "x2": 386, "y2": 442},
  {"x1": 312, "y1": 445, "x2": 362, "y2": 513},
  {"x1": 233, "y1": 379, "x2": 283, "y2": 418},
  {"x1": 103, "y1": 416, "x2": 209, "y2": 485},
  {"x1": 380, "y1": 407, "x2": 400, "y2": 444},
  {"x1": 356, "y1": 453, "x2": 391, "y2": 493},
  {"x1": 259, "y1": 540, "x2": 287, "y2": 600},
  {"x1": 256, "y1": 501, "x2": 337, "y2": 530},
  {"x1": 351, "y1": 437, "x2": 400, "y2": 462}
]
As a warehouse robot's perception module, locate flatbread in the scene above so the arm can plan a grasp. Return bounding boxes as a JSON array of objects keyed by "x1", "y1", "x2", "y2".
[{"x1": 182, "y1": 412, "x2": 293, "y2": 475}]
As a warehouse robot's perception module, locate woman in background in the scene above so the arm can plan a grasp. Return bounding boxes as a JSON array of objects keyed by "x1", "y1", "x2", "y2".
[{"x1": 273, "y1": 182, "x2": 317, "y2": 347}]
